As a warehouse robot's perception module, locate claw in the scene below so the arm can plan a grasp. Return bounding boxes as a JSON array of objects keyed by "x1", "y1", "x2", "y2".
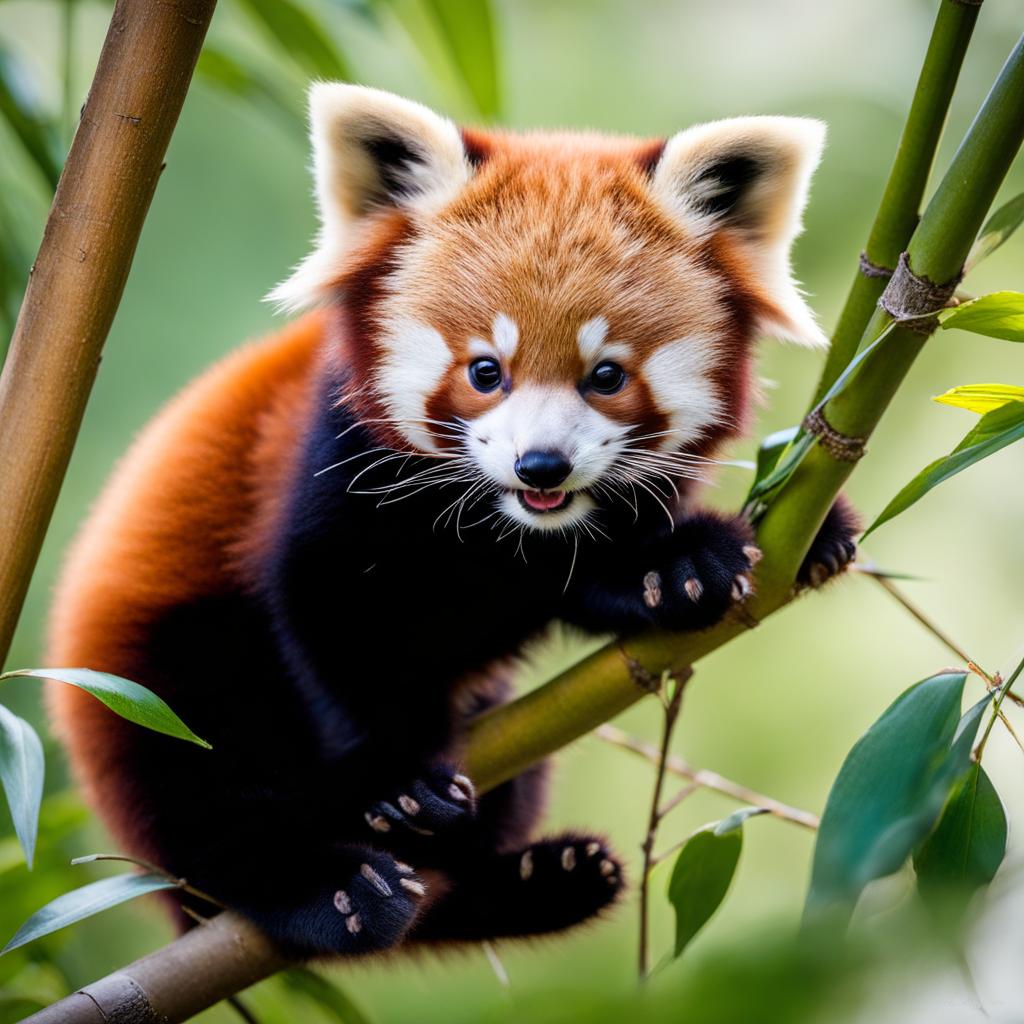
[
  {"x1": 683, "y1": 577, "x2": 703, "y2": 603},
  {"x1": 365, "y1": 813, "x2": 391, "y2": 833},
  {"x1": 585, "y1": 841, "x2": 601, "y2": 858},
  {"x1": 346, "y1": 912, "x2": 362, "y2": 935},
  {"x1": 360, "y1": 863, "x2": 393, "y2": 897},
  {"x1": 642, "y1": 570, "x2": 663, "y2": 609},
  {"x1": 397, "y1": 794, "x2": 420, "y2": 816},
  {"x1": 400, "y1": 877, "x2": 426, "y2": 897},
  {"x1": 599, "y1": 859, "x2": 616, "y2": 877},
  {"x1": 809, "y1": 562, "x2": 830, "y2": 588},
  {"x1": 742, "y1": 545, "x2": 763, "y2": 565},
  {"x1": 451, "y1": 773, "x2": 476, "y2": 801},
  {"x1": 561, "y1": 846, "x2": 577, "y2": 871},
  {"x1": 394, "y1": 861, "x2": 414, "y2": 875},
  {"x1": 519, "y1": 850, "x2": 534, "y2": 880},
  {"x1": 731, "y1": 574, "x2": 752, "y2": 601},
  {"x1": 333, "y1": 890, "x2": 352, "y2": 914}
]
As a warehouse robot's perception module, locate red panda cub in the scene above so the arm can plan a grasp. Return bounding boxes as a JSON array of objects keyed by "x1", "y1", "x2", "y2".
[{"x1": 48, "y1": 86, "x2": 857, "y2": 956}]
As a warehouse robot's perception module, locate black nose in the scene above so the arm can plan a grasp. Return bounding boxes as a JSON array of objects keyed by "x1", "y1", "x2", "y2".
[{"x1": 514, "y1": 450, "x2": 573, "y2": 488}]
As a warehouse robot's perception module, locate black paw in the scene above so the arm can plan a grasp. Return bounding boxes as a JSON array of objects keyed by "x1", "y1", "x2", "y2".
[
  {"x1": 797, "y1": 494, "x2": 859, "y2": 588},
  {"x1": 515, "y1": 835, "x2": 624, "y2": 927},
  {"x1": 326, "y1": 853, "x2": 426, "y2": 954},
  {"x1": 364, "y1": 763, "x2": 476, "y2": 839},
  {"x1": 253, "y1": 851, "x2": 427, "y2": 957},
  {"x1": 644, "y1": 514, "x2": 759, "y2": 631}
]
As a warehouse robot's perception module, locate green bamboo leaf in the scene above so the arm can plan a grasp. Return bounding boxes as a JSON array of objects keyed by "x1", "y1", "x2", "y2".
[
  {"x1": 745, "y1": 429, "x2": 814, "y2": 506},
  {"x1": 914, "y1": 762, "x2": 1006, "y2": 901},
  {"x1": 752, "y1": 426, "x2": 798, "y2": 488},
  {"x1": 0, "y1": 48, "x2": 62, "y2": 191},
  {"x1": 938, "y1": 291, "x2": 1024, "y2": 342},
  {"x1": 667, "y1": 808, "x2": 765, "y2": 957},
  {"x1": 863, "y1": 399, "x2": 1024, "y2": 537},
  {"x1": 0, "y1": 669, "x2": 210, "y2": 749},
  {"x1": 933, "y1": 383, "x2": 1024, "y2": 414},
  {"x1": 236, "y1": 0, "x2": 351, "y2": 81},
  {"x1": 804, "y1": 673, "x2": 988, "y2": 927},
  {"x1": 0, "y1": 705, "x2": 44, "y2": 868},
  {"x1": 281, "y1": 967, "x2": 374, "y2": 1024},
  {"x1": 1, "y1": 873, "x2": 177, "y2": 955},
  {"x1": 421, "y1": 0, "x2": 501, "y2": 118},
  {"x1": 747, "y1": 323, "x2": 898, "y2": 512},
  {"x1": 965, "y1": 193, "x2": 1024, "y2": 271}
]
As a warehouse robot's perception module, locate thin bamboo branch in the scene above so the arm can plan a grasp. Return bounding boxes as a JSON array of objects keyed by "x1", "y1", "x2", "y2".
[
  {"x1": 0, "y1": 0, "x2": 216, "y2": 668},
  {"x1": 858, "y1": 566, "x2": 1024, "y2": 709},
  {"x1": 637, "y1": 671, "x2": 689, "y2": 980},
  {"x1": 596, "y1": 724, "x2": 820, "y2": 830},
  {"x1": 813, "y1": 0, "x2": 981, "y2": 402}
]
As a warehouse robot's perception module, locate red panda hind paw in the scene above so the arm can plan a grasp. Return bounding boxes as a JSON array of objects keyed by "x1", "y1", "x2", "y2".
[{"x1": 363, "y1": 763, "x2": 476, "y2": 840}]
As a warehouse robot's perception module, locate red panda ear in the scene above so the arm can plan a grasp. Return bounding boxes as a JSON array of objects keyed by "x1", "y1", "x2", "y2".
[
  {"x1": 650, "y1": 117, "x2": 828, "y2": 348},
  {"x1": 268, "y1": 84, "x2": 472, "y2": 311}
]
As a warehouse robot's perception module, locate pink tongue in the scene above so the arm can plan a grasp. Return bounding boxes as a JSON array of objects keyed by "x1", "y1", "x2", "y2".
[{"x1": 523, "y1": 489, "x2": 567, "y2": 511}]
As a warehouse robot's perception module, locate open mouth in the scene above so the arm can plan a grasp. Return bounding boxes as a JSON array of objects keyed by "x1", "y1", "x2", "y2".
[{"x1": 515, "y1": 489, "x2": 574, "y2": 514}]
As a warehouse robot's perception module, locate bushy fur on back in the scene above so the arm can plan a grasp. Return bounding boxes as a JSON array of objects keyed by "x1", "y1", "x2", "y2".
[{"x1": 47, "y1": 87, "x2": 852, "y2": 957}]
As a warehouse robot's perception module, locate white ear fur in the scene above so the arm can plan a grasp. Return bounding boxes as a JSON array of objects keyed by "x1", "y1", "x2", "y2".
[
  {"x1": 268, "y1": 84, "x2": 471, "y2": 312},
  {"x1": 651, "y1": 116, "x2": 827, "y2": 347}
]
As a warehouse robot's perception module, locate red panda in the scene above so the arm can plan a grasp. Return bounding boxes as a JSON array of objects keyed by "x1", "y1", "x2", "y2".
[{"x1": 47, "y1": 85, "x2": 856, "y2": 956}]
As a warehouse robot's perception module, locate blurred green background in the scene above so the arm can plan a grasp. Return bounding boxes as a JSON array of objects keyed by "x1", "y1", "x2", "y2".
[{"x1": 1, "y1": 1, "x2": 1023, "y2": 1021}]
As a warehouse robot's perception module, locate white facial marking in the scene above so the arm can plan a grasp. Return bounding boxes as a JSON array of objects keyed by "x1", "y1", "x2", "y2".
[
  {"x1": 375, "y1": 317, "x2": 453, "y2": 451},
  {"x1": 466, "y1": 384, "x2": 627, "y2": 532},
  {"x1": 643, "y1": 336, "x2": 724, "y2": 447},
  {"x1": 467, "y1": 336, "x2": 494, "y2": 357},
  {"x1": 577, "y1": 316, "x2": 633, "y2": 369},
  {"x1": 492, "y1": 313, "x2": 519, "y2": 360},
  {"x1": 577, "y1": 317, "x2": 609, "y2": 362}
]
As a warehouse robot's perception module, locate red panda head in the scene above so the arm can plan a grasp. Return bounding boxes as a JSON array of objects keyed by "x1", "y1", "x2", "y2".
[{"x1": 271, "y1": 86, "x2": 826, "y2": 534}]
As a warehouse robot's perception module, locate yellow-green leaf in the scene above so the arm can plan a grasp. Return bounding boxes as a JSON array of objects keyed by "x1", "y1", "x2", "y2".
[
  {"x1": 933, "y1": 383, "x2": 1024, "y2": 414},
  {"x1": 938, "y1": 291, "x2": 1024, "y2": 342}
]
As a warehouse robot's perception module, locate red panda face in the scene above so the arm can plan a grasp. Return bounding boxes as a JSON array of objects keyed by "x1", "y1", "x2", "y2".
[{"x1": 271, "y1": 87, "x2": 827, "y2": 535}]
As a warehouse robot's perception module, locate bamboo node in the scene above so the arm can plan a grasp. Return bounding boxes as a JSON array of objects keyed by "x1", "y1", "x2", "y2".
[
  {"x1": 802, "y1": 408, "x2": 868, "y2": 463},
  {"x1": 858, "y1": 251, "x2": 894, "y2": 279},
  {"x1": 79, "y1": 973, "x2": 159, "y2": 1023},
  {"x1": 878, "y1": 251, "x2": 963, "y2": 334}
]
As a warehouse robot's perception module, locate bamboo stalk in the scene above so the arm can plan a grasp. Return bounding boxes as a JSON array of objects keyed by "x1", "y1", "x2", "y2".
[
  {"x1": 813, "y1": 0, "x2": 982, "y2": 402},
  {"x1": 0, "y1": 0, "x2": 217, "y2": 668}
]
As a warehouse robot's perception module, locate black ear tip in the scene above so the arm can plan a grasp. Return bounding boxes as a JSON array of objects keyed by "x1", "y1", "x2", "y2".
[
  {"x1": 695, "y1": 153, "x2": 763, "y2": 218},
  {"x1": 359, "y1": 130, "x2": 426, "y2": 205}
]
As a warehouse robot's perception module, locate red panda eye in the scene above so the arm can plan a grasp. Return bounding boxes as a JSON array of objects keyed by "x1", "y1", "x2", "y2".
[
  {"x1": 468, "y1": 356, "x2": 503, "y2": 393},
  {"x1": 588, "y1": 361, "x2": 626, "y2": 395}
]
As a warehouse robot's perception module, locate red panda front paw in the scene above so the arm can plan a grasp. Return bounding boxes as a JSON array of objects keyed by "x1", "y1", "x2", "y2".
[
  {"x1": 644, "y1": 516, "x2": 759, "y2": 631},
  {"x1": 364, "y1": 763, "x2": 476, "y2": 839},
  {"x1": 797, "y1": 494, "x2": 859, "y2": 589}
]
